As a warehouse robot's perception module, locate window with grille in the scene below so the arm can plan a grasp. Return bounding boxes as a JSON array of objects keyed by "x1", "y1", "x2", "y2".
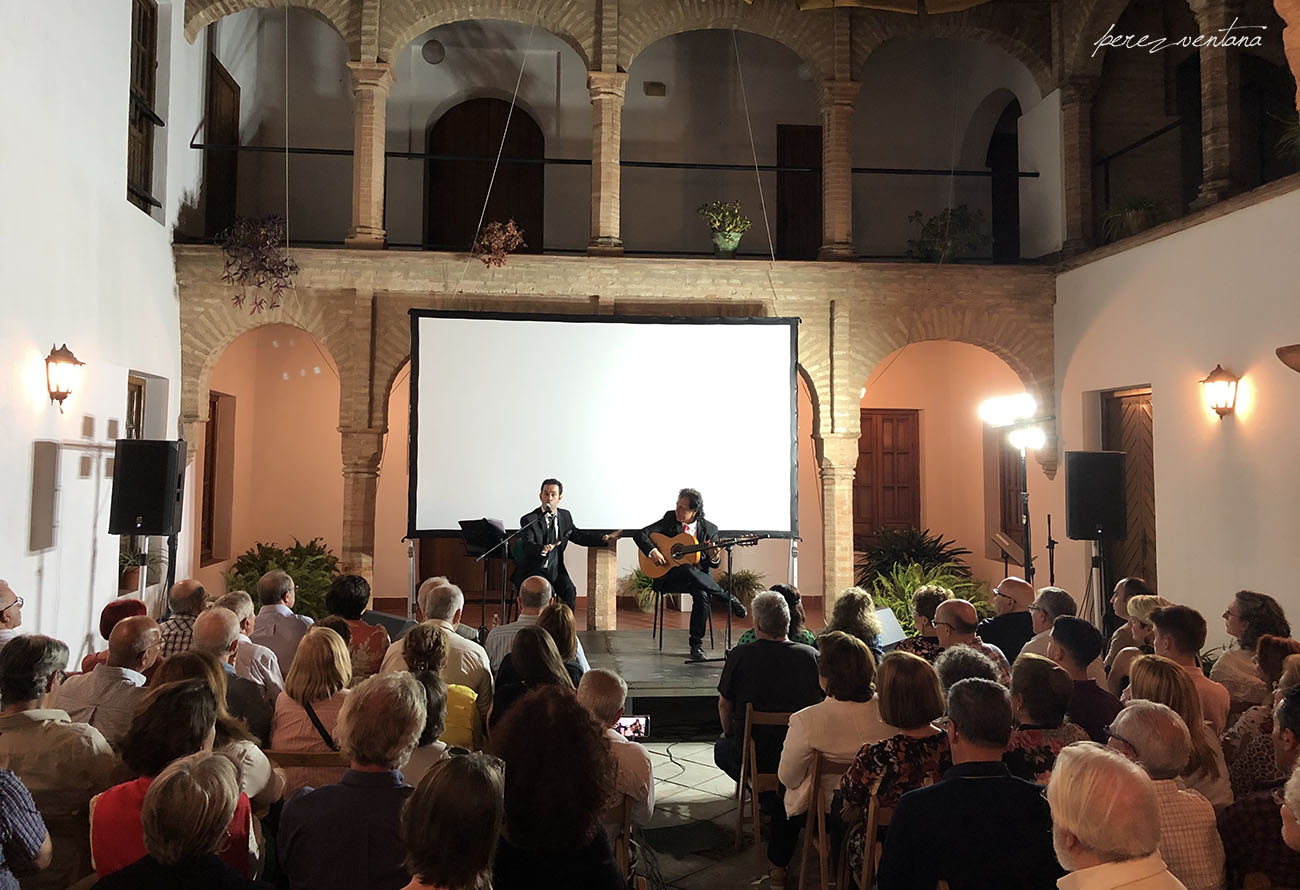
[{"x1": 127, "y1": 0, "x2": 164, "y2": 213}]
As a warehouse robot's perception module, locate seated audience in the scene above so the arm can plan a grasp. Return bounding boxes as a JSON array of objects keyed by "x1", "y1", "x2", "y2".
[
  {"x1": 485, "y1": 576, "x2": 590, "y2": 672},
  {"x1": 325, "y1": 574, "x2": 391, "y2": 682},
  {"x1": 978, "y1": 576, "x2": 1036, "y2": 661},
  {"x1": 190, "y1": 607, "x2": 274, "y2": 744},
  {"x1": 1021, "y1": 587, "x2": 1107, "y2": 684},
  {"x1": 490, "y1": 686, "x2": 622, "y2": 890},
  {"x1": 0, "y1": 635, "x2": 116, "y2": 889},
  {"x1": 0, "y1": 769, "x2": 52, "y2": 886},
  {"x1": 0, "y1": 581, "x2": 26, "y2": 651},
  {"x1": 577, "y1": 669, "x2": 655, "y2": 839},
  {"x1": 932, "y1": 599, "x2": 1011, "y2": 684},
  {"x1": 1048, "y1": 616, "x2": 1122, "y2": 743},
  {"x1": 1223, "y1": 637, "x2": 1300, "y2": 798},
  {"x1": 1104, "y1": 577, "x2": 1154, "y2": 669},
  {"x1": 1218, "y1": 685, "x2": 1300, "y2": 889},
  {"x1": 1106, "y1": 700, "x2": 1224, "y2": 890},
  {"x1": 1284, "y1": 764, "x2": 1300, "y2": 854},
  {"x1": 894, "y1": 584, "x2": 952, "y2": 662},
  {"x1": 1047, "y1": 742, "x2": 1183, "y2": 890},
  {"x1": 90, "y1": 680, "x2": 255, "y2": 878},
  {"x1": 214, "y1": 591, "x2": 284, "y2": 702},
  {"x1": 1212, "y1": 589, "x2": 1289, "y2": 712},
  {"x1": 1107, "y1": 593, "x2": 1170, "y2": 697},
  {"x1": 398, "y1": 753, "x2": 504, "y2": 890},
  {"x1": 92, "y1": 752, "x2": 270, "y2": 890},
  {"x1": 877, "y1": 678, "x2": 1061, "y2": 890},
  {"x1": 249, "y1": 570, "x2": 314, "y2": 676},
  {"x1": 1128, "y1": 655, "x2": 1232, "y2": 809},
  {"x1": 315, "y1": 615, "x2": 350, "y2": 643},
  {"x1": 840, "y1": 651, "x2": 949, "y2": 881},
  {"x1": 402, "y1": 670, "x2": 450, "y2": 786},
  {"x1": 280, "y1": 673, "x2": 425, "y2": 890},
  {"x1": 158, "y1": 579, "x2": 205, "y2": 657},
  {"x1": 56, "y1": 614, "x2": 160, "y2": 748},
  {"x1": 1149, "y1": 605, "x2": 1230, "y2": 734},
  {"x1": 269, "y1": 627, "x2": 352, "y2": 795},
  {"x1": 80, "y1": 597, "x2": 148, "y2": 673},
  {"x1": 403, "y1": 623, "x2": 481, "y2": 749},
  {"x1": 737, "y1": 584, "x2": 817, "y2": 647},
  {"x1": 820, "y1": 587, "x2": 883, "y2": 663},
  {"x1": 1004, "y1": 653, "x2": 1090, "y2": 783},
  {"x1": 934, "y1": 645, "x2": 999, "y2": 694},
  {"x1": 490, "y1": 625, "x2": 576, "y2": 733}
]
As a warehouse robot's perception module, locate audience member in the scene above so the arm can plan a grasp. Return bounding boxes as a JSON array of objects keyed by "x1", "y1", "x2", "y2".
[
  {"x1": 214, "y1": 591, "x2": 284, "y2": 701},
  {"x1": 1149, "y1": 605, "x2": 1230, "y2": 734},
  {"x1": 1223, "y1": 635, "x2": 1300, "y2": 797},
  {"x1": 1283, "y1": 764, "x2": 1300, "y2": 854},
  {"x1": 485, "y1": 576, "x2": 591, "y2": 671},
  {"x1": 0, "y1": 635, "x2": 116, "y2": 889},
  {"x1": 877, "y1": 678, "x2": 1061, "y2": 890},
  {"x1": 280, "y1": 673, "x2": 425, "y2": 890},
  {"x1": 490, "y1": 625, "x2": 577, "y2": 733},
  {"x1": 380, "y1": 579, "x2": 493, "y2": 721},
  {"x1": 934, "y1": 644, "x2": 999, "y2": 693},
  {"x1": 978, "y1": 576, "x2": 1036, "y2": 661},
  {"x1": 270, "y1": 627, "x2": 352, "y2": 796},
  {"x1": 894, "y1": 584, "x2": 952, "y2": 662},
  {"x1": 840, "y1": 651, "x2": 949, "y2": 881},
  {"x1": 1022, "y1": 587, "x2": 1107, "y2": 684},
  {"x1": 1218, "y1": 685, "x2": 1300, "y2": 888},
  {"x1": 402, "y1": 623, "x2": 482, "y2": 749},
  {"x1": 932, "y1": 599, "x2": 1011, "y2": 684},
  {"x1": 249, "y1": 570, "x2": 314, "y2": 674},
  {"x1": 91, "y1": 752, "x2": 270, "y2": 890},
  {"x1": 158, "y1": 579, "x2": 205, "y2": 657},
  {"x1": 820, "y1": 587, "x2": 884, "y2": 663},
  {"x1": 190, "y1": 607, "x2": 274, "y2": 744},
  {"x1": 1104, "y1": 577, "x2": 1154, "y2": 669},
  {"x1": 1107, "y1": 594, "x2": 1170, "y2": 697},
  {"x1": 1004, "y1": 653, "x2": 1090, "y2": 783},
  {"x1": 0, "y1": 769, "x2": 51, "y2": 887},
  {"x1": 402, "y1": 670, "x2": 450, "y2": 786},
  {"x1": 1106, "y1": 701, "x2": 1224, "y2": 890},
  {"x1": 56, "y1": 614, "x2": 160, "y2": 748},
  {"x1": 1128, "y1": 655, "x2": 1232, "y2": 809},
  {"x1": 90, "y1": 680, "x2": 255, "y2": 878},
  {"x1": 1212, "y1": 590, "x2": 1289, "y2": 710},
  {"x1": 0, "y1": 581, "x2": 27, "y2": 651},
  {"x1": 1047, "y1": 742, "x2": 1183, "y2": 890},
  {"x1": 325, "y1": 574, "x2": 391, "y2": 682},
  {"x1": 398, "y1": 753, "x2": 504, "y2": 890},
  {"x1": 316, "y1": 614, "x2": 351, "y2": 643},
  {"x1": 490, "y1": 686, "x2": 622, "y2": 890},
  {"x1": 577, "y1": 669, "x2": 655, "y2": 839},
  {"x1": 536, "y1": 601, "x2": 588, "y2": 676},
  {"x1": 737, "y1": 584, "x2": 816, "y2": 647},
  {"x1": 1049, "y1": 616, "x2": 1122, "y2": 743},
  {"x1": 80, "y1": 597, "x2": 148, "y2": 673}
]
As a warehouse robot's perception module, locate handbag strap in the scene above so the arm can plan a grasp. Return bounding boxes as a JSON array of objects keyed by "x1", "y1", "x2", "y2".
[{"x1": 301, "y1": 699, "x2": 338, "y2": 751}]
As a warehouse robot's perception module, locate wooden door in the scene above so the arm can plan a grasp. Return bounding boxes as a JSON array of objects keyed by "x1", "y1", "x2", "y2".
[
  {"x1": 1101, "y1": 388, "x2": 1156, "y2": 591},
  {"x1": 776, "y1": 125, "x2": 822, "y2": 260},
  {"x1": 853, "y1": 410, "x2": 921, "y2": 543},
  {"x1": 204, "y1": 54, "x2": 240, "y2": 237}
]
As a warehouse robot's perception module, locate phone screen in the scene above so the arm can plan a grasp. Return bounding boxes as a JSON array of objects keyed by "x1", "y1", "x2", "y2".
[{"x1": 614, "y1": 715, "x2": 649, "y2": 740}]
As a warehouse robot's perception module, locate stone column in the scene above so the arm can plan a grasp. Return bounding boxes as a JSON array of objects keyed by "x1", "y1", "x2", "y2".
[
  {"x1": 818, "y1": 80, "x2": 861, "y2": 260},
  {"x1": 340, "y1": 427, "x2": 385, "y2": 581},
  {"x1": 1278, "y1": 0, "x2": 1300, "y2": 112},
  {"x1": 817, "y1": 433, "x2": 860, "y2": 607},
  {"x1": 344, "y1": 62, "x2": 394, "y2": 249},
  {"x1": 586, "y1": 543, "x2": 618, "y2": 631},
  {"x1": 588, "y1": 71, "x2": 629, "y2": 256},
  {"x1": 1060, "y1": 76, "x2": 1099, "y2": 256},
  {"x1": 1190, "y1": 0, "x2": 1246, "y2": 209}
]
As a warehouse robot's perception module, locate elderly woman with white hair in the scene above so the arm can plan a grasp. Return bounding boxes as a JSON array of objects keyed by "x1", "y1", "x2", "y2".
[{"x1": 1047, "y1": 742, "x2": 1186, "y2": 889}]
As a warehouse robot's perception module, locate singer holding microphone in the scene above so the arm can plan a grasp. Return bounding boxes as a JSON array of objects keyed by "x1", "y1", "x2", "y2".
[{"x1": 511, "y1": 479, "x2": 620, "y2": 611}]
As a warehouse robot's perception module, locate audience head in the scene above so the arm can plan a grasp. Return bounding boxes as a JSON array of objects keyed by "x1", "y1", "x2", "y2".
[
  {"x1": 876, "y1": 651, "x2": 945, "y2": 729},
  {"x1": 316, "y1": 614, "x2": 351, "y2": 644},
  {"x1": 1110, "y1": 578, "x2": 1154, "y2": 621},
  {"x1": 403, "y1": 622, "x2": 449, "y2": 673},
  {"x1": 1275, "y1": 686, "x2": 1300, "y2": 774},
  {"x1": 934, "y1": 644, "x2": 999, "y2": 692},
  {"x1": 490, "y1": 685, "x2": 613, "y2": 850},
  {"x1": 1009, "y1": 653, "x2": 1073, "y2": 728},
  {"x1": 1047, "y1": 742, "x2": 1161, "y2": 871},
  {"x1": 167, "y1": 579, "x2": 206, "y2": 617},
  {"x1": 410, "y1": 670, "x2": 448, "y2": 748},
  {"x1": 911, "y1": 584, "x2": 954, "y2": 636},
  {"x1": 518, "y1": 576, "x2": 554, "y2": 613},
  {"x1": 1283, "y1": 763, "x2": 1300, "y2": 854},
  {"x1": 946, "y1": 678, "x2": 1013, "y2": 752},
  {"x1": 751, "y1": 590, "x2": 791, "y2": 640},
  {"x1": 933, "y1": 599, "x2": 979, "y2": 647},
  {"x1": 98, "y1": 597, "x2": 149, "y2": 642},
  {"x1": 257, "y1": 569, "x2": 295, "y2": 608},
  {"x1": 1048, "y1": 616, "x2": 1104, "y2": 672},
  {"x1": 1257, "y1": 635, "x2": 1300, "y2": 687},
  {"x1": 769, "y1": 584, "x2": 808, "y2": 639},
  {"x1": 817, "y1": 631, "x2": 875, "y2": 702},
  {"x1": 1106, "y1": 700, "x2": 1191, "y2": 780},
  {"x1": 826, "y1": 587, "x2": 882, "y2": 648},
  {"x1": 537, "y1": 602, "x2": 579, "y2": 662},
  {"x1": 1032, "y1": 587, "x2": 1077, "y2": 635},
  {"x1": 418, "y1": 580, "x2": 464, "y2": 623},
  {"x1": 339, "y1": 673, "x2": 426, "y2": 770},
  {"x1": 0, "y1": 635, "x2": 68, "y2": 708},
  {"x1": 122, "y1": 679, "x2": 218, "y2": 777},
  {"x1": 1125, "y1": 595, "x2": 1171, "y2": 647},
  {"x1": 284, "y1": 626, "x2": 352, "y2": 704},
  {"x1": 214, "y1": 591, "x2": 256, "y2": 633},
  {"x1": 142, "y1": 752, "x2": 242, "y2": 866},
  {"x1": 1128, "y1": 654, "x2": 1218, "y2": 779},
  {"x1": 191, "y1": 607, "x2": 240, "y2": 662},
  {"x1": 0, "y1": 581, "x2": 21, "y2": 630},
  {"x1": 1150, "y1": 605, "x2": 1207, "y2": 661},
  {"x1": 509, "y1": 625, "x2": 574, "y2": 690},
  {"x1": 1226, "y1": 591, "x2": 1290, "y2": 650},
  {"x1": 150, "y1": 649, "x2": 252, "y2": 747},
  {"x1": 325, "y1": 574, "x2": 372, "y2": 620},
  {"x1": 1280, "y1": 655, "x2": 1300, "y2": 697},
  {"x1": 401, "y1": 753, "x2": 505, "y2": 890},
  {"x1": 992, "y1": 577, "x2": 1034, "y2": 615},
  {"x1": 107, "y1": 615, "x2": 162, "y2": 672},
  {"x1": 577, "y1": 668, "x2": 629, "y2": 726}
]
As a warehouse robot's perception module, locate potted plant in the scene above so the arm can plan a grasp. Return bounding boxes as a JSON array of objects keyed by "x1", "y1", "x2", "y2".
[
  {"x1": 906, "y1": 205, "x2": 989, "y2": 262},
  {"x1": 714, "y1": 568, "x2": 766, "y2": 609},
  {"x1": 119, "y1": 545, "x2": 166, "y2": 591},
  {"x1": 472, "y1": 220, "x2": 526, "y2": 267},
  {"x1": 219, "y1": 215, "x2": 299, "y2": 313},
  {"x1": 222, "y1": 537, "x2": 339, "y2": 619},
  {"x1": 1100, "y1": 197, "x2": 1165, "y2": 243},
  {"x1": 697, "y1": 201, "x2": 752, "y2": 258},
  {"x1": 618, "y1": 569, "x2": 662, "y2": 614}
]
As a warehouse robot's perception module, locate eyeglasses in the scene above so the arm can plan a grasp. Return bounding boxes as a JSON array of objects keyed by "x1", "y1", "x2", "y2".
[
  {"x1": 1, "y1": 597, "x2": 24, "y2": 614},
  {"x1": 933, "y1": 621, "x2": 955, "y2": 631},
  {"x1": 993, "y1": 590, "x2": 1013, "y2": 600},
  {"x1": 1104, "y1": 724, "x2": 1137, "y2": 751}
]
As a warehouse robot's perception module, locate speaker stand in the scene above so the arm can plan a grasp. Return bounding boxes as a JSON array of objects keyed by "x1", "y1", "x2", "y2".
[{"x1": 1088, "y1": 541, "x2": 1105, "y2": 628}]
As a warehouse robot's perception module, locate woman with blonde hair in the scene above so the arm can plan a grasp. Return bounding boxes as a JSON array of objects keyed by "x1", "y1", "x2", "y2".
[
  {"x1": 403, "y1": 622, "x2": 482, "y2": 750},
  {"x1": 1128, "y1": 654, "x2": 1233, "y2": 809},
  {"x1": 821, "y1": 587, "x2": 884, "y2": 662},
  {"x1": 1107, "y1": 594, "x2": 1171, "y2": 697},
  {"x1": 269, "y1": 626, "x2": 352, "y2": 795}
]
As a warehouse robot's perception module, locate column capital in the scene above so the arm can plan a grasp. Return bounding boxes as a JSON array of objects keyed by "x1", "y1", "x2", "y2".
[
  {"x1": 347, "y1": 60, "x2": 395, "y2": 95},
  {"x1": 587, "y1": 70, "x2": 629, "y2": 101},
  {"x1": 818, "y1": 79, "x2": 861, "y2": 111},
  {"x1": 816, "y1": 432, "x2": 861, "y2": 469},
  {"x1": 339, "y1": 426, "x2": 385, "y2": 472},
  {"x1": 1186, "y1": 0, "x2": 1246, "y2": 29}
]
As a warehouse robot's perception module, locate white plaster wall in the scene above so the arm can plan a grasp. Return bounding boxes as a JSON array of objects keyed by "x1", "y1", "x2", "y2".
[
  {"x1": 1046, "y1": 189, "x2": 1300, "y2": 647},
  {"x1": 1020, "y1": 88, "x2": 1063, "y2": 258}
]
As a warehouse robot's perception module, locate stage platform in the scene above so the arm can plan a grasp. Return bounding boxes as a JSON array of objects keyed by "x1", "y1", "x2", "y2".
[{"x1": 579, "y1": 628, "x2": 734, "y2": 700}]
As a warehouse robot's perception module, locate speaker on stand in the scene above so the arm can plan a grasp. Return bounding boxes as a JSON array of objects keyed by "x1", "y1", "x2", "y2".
[
  {"x1": 109, "y1": 439, "x2": 185, "y2": 601},
  {"x1": 1065, "y1": 451, "x2": 1127, "y2": 628}
]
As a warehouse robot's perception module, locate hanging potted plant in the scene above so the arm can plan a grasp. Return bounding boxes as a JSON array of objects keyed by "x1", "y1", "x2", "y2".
[
  {"x1": 471, "y1": 220, "x2": 526, "y2": 267},
  {"x1": 219, "y1": 215, "x2": 299, "y2": 313},
  {"x1": 697, "y1": 201, "x2": 752, "y2": 258}
]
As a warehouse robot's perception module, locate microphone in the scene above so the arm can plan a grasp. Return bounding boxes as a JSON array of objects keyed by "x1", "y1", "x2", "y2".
[{"x1": 542, "y1": 504, "x2": 553, "y2": 515}]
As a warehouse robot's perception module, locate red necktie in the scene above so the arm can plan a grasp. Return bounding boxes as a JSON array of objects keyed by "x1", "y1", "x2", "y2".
[{"x1": 682, "y1": 523, "x2": 690, "y2": 535}]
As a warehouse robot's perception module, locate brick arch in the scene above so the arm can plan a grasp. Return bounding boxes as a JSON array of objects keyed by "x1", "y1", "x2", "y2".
[
  {"x1": 183, "y1": 0, "x2": 356, "y2": 54},
  {"x1": 795, "y1": 364, "x2": 822, "y2": 443},
  {"x1": 1066, "y1": 0, "x2": 1136, "y2": 78},
  {"x1": 852, "y1": 20, "x2": 1052, "y2": 97},
  {"x1": 379, "y1": 1, "x2": 593, "y2": 66},
  {"x1": 619, "y1": 3, "x2": 834, "y2": 77}
]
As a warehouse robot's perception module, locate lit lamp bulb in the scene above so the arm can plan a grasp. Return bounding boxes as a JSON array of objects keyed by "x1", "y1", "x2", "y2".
[
  {"x1": 979, "y1": 393, "x2": 1037, "y2": 427},
  {"x1": 45, "y1": 344, "x2": 84, "y2": 412},
  {"x1": 1199, "y1": 364, "x2": 1238, "y2": 418},
  {"x1": 1008, "y1": 425, "x2": 1047, "y2": 451}
]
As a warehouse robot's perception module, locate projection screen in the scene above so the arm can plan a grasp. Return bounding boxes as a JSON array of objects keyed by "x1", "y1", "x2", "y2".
[{"x1": 408, "y1": 311, "x2": 798, "y2": 538}]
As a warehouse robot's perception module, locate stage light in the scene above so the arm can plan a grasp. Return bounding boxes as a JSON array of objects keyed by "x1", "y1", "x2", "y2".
[
  {"x1": 1199, "y1": 364, "x2": 1238, "y2": 418},
  {"x1": 1009, "y1": 425, "x2": 1047, "y2": 451},
  {"x1": 45, "y1": 344, "x2": 84, "y2": 412},
  {"x1": 979, "y1": 393, "x2": 1036, "y2": 427}
]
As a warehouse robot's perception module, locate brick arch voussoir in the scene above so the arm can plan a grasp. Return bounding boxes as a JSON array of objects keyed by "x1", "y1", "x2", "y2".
[
  {"x1": 184, "y1": 0, "x2": 356, "y2": 53},
  {"x1": 379, "y1": 0, "x2": 594, "y2": 66},
  {"x1": 1066, "y1": 0, "x2": 1135, "y2": 79}
]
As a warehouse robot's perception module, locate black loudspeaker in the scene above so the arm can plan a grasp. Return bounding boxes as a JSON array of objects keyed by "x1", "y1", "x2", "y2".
[
  {"x1": 109, "y1": 440, "x2": 185, "y2": 536},
  {"x1": 1065, "y1": 451, "x2": 1127, "y2": 541}
]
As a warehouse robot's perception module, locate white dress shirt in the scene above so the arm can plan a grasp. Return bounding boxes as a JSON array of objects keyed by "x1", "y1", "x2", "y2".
[
  {"x1": 603, "y1": 727, "x2": 655, "y2": 836},
  {"x1": 379, "y1": 619, "x2": 495, "y2": 719},
  {"x1": 1057, "y1": 851, "x2": 1189, "y2": 890},
  {"x1": 249, "y1": 604, "x2": 314, "y2": 675},
  {"x1": 483, "y1": 613, "x2": 590, "y2": 673},
  {"x1": 54, "y1": 664, "x2": 148, "y2": 748},
  {"x1": 236, "y1": 633, "x2": 285, "y2": 702},
  {"x1": 778, "y1": 697, "x2": 897, "y2": 817}
]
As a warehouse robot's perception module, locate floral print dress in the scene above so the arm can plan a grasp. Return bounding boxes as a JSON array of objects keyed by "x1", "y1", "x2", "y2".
[{"x1": 1002, "y1": 722, "x2": 1091, "y2": 784}]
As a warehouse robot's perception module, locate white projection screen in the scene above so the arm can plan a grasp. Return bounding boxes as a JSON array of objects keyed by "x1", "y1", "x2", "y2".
[{"x1": 408, "y1": 311, "x2": 798, "y2": 538}]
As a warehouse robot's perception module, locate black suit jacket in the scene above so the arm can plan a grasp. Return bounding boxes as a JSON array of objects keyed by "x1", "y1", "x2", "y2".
[
  {"x1": 511, "y1": 507, "x2": 606, "y2": 588},
  {"x1": 634, "y1": 511, "x2": 722, "y2": 571}
]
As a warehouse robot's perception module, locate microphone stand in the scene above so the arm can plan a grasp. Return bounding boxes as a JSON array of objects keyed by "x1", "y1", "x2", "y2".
[{"x1": 476, "y1": 514, "x2": 544, "y2": 639}]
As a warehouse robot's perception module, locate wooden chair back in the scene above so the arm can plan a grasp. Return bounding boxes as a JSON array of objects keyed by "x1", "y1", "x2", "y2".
[
  {"x1": 263, "y1": 749, "x2": 350, "y2": 769},
  {"x1": 796, "y1": 753, "x2": 852, "y2": 890},
  {"x1": 611, "y1": 797, "x2": 633, "y2": 877},
  {"x1": 733, "y1": 704, "x2": 794, "y2": 870},
  {"x1": 857, "y1": 793, "x2": 892, "y2": 890}
]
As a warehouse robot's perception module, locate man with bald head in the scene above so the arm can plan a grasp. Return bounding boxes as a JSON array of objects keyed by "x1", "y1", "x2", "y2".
[
  {"x1": 55, "y1": 615, "x2": 160, "y2": 747},
  {"x1": 483, "y1": 575, "x2": 590, "y2": 673},
  {"x1": 158, "y1": 578, "x2": 205, "y2": 658},
  {"x1": 192, "y1": 607, "x2": 273, "y2": 743},
  {"x1": 977, "y1": 576, "x2": 1036, "y2": 661},
  {"x1": 933, "y1": 599, "x2": 1011, "y2": 685},
  {"x1": 0, "y1": 580, "x2": 25, "y2": 650}
]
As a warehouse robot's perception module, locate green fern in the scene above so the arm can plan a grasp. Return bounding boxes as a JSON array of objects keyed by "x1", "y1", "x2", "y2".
[
  {"x1": 221, "y1": 537, "x2": 339, "y2": 620},
  {"x1": 868, "y1": 562, "x2": 993, "y2": 638}
]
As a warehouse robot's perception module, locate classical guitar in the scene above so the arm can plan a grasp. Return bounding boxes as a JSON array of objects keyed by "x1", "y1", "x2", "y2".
[{"x1": 637, "y1": 532, "x2": 761, "y2": 580}]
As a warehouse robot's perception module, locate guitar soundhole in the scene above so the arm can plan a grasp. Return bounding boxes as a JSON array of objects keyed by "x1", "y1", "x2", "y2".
[{"x1": 670, "y1": 544, "x2": 684, "y2": 559}]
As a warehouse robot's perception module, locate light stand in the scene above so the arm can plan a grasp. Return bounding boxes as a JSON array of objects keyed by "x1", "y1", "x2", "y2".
[{"x1": 1018, "y1": 443, "x2": 1033, "y2": 584}]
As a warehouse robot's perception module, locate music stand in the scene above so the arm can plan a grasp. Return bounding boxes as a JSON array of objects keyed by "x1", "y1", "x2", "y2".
[{"x1": 458, "y1": 518, "x2": 513, "y2": 640}]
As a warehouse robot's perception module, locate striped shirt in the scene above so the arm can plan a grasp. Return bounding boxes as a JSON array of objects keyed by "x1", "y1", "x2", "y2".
[{"x1": 0, "y1": 769, "x2": 48, "y2": 890}]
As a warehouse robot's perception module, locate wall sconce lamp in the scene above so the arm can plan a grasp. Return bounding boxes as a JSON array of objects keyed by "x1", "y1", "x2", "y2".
[
  {"x1": 1199, "y1": 364, "x2": 1238, "y2": 418},
  {"x1": 45, "y1": 344, "x2": 84, "y2": 412}
]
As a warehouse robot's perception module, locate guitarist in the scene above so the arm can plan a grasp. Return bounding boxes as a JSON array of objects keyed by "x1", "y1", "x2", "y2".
[
  {"x1": 512, "y1": 478, "x2": 619, "y2": 610},
  {"x1": 634, "y1": 488, "x2": 747, "y2": 662}
]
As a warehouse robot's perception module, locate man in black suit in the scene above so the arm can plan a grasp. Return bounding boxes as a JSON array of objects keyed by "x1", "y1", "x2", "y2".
[
  {"x1": 512, "y1": 478, "x2": 617, "y2": 611},
  {"x1": 633, "y1": 488, "x2": 747, "y2": 662}
]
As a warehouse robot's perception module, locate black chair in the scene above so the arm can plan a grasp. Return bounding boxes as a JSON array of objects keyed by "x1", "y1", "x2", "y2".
[{"x1": 649, "y1": 582, "x2": 713, "y2": 651}]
